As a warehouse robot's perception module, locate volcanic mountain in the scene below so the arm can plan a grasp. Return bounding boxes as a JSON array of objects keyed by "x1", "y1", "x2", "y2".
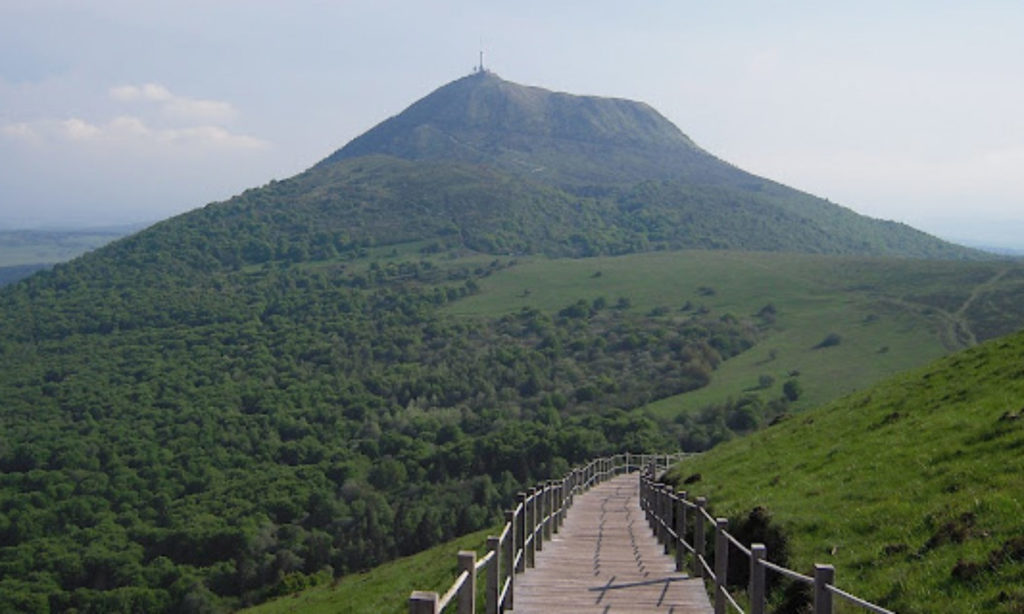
[
  {"x1": 143, "y1": 69, "x2": 973, "y2": 262},
  {"x1": 324, "y1": 70, "x2": 728, "y2": 186}
]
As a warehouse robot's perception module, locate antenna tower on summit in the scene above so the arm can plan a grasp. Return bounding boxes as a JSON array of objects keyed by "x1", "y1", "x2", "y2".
[{"x1": 477, "y1": 49, "x2": 485, "y2": 73}]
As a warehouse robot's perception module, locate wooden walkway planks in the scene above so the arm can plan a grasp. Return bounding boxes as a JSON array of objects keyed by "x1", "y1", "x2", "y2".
[{"x1": 510, "y1": 473, "x2": 713, "y2": 613}]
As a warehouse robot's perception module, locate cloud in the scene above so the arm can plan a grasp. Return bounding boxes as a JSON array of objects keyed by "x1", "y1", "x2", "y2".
[
  {"x1": 0, "y1": 122, "x2": 35, "y2": 139},
  {"x1": 62, "y1": 117, "x2": 102, "y2": 140},
  {"x1": 109, "y1": 83, "x2": 172, "y2": 102},
  {"x1": 109, "y1": 82, "x2": 236, "y2": 122},
  {"x1": 2, "y1": 115, "x2": 268, "y2": 151},
  {"x1": 1, "y1": 81, "x2": 266, "y2": 154},
  {"x1": 163, "y1": 97, "x2": 235, "y2": 123}
]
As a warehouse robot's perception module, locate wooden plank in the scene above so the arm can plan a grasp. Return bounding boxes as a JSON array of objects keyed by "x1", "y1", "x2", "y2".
[{"x1": 510, "y1": 473, "x2": 713, "y2": 613}]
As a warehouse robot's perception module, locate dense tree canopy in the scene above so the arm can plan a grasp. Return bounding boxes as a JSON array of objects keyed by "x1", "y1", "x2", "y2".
[{"x1": 0, "y1": 229, "x2": 786, "y2": 611}]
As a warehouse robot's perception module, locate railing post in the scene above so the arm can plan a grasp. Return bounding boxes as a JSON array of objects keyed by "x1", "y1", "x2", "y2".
[
  {"x1": 654, "y1": 483, "x2": 662, "y2": 543},
  {"x1": 659, "y1": 487, "x2": 667, "y2": 552},
  {"x1": 486, "y1": 536, "x2": 500, "y2": 614},
  {"x1": 714, "y1": 518, "x2": 728, "y2": 614},
  {"x1": 504, "y1": 509, "x2": 517, "y2": 608},
  {"x1": 694, "y1": 497, "x2": 707, "y2": 578},
  {"x1": 750, "y1": 543, "x2": 766, "y2": 614},
  {"x1": 526, "y1": 488, "x2": 537, "y2": 565},
  {"x1": 534, "y1": 485, "x2": 544, "y2": 552},
  {"x1": 556, "y1": 478, "x2": 564, "y2": 528},
  {"x1": 674, "y1": 490, "x2": 686, "y2": 572},
  {"x1": 660, "y1": 485, "x2": 671, "y2": 554},
  {"x1": 655, "y1": 480, "x2": 662, "y2": 533},
  {"x1": 544, "y1": 481, "x2": 553, "y2": 541},
  {"x1": 626, "y1": 451, "x2": 631, "y2": 472},
  {"x1": 659, "y1": 486, "x2": 668, "y2": 548},
  {"x1": 458, "y1": 551, "x2": 476, "y2": 614},
  {"x1": 516, "y1": 493, "x2": 527, "y2": 572},
  {"x1": 552, "y1": 480, "x2": 560, "y2": 534},
  {"x1": 565, "y1": 476, "x2": 573, "y2": 519},
  {"x1": 647, "y1": 478, "x2": 655, "y2": 532},
  {"x1": 646, "y1": 476, "x2": 656, "y2": 532},
  {"x1": 410, "y1": 591, "x2": 439, "y2": 614},
  {"x1": 814, "y1": 564, "x2": 834, "y2": 614}
]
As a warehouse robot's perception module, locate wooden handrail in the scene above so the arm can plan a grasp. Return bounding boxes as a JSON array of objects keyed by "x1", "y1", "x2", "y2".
[
  {"x1": 408, "y1": 452, "x2": 685, "y2": 613},
  {"x1": 637, "y1": 469, "x2": 895, "y2": 614}
]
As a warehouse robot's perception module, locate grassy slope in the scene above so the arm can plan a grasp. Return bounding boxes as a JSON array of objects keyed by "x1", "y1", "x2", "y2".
[
  {"x1": 665, "y1": 332, "x2": 1024, "y2": 613},
  {"x1": 240, "y1": 528, "x2": 493, "y2": 614},
  {"x1": 447, "y1": 250, "x2": 1024, "y2": 416}
]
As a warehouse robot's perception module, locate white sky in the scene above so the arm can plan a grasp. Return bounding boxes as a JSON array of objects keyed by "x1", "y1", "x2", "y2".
[{"x1": 2, "y1": 1, "x2": 1023, "y2": 248}]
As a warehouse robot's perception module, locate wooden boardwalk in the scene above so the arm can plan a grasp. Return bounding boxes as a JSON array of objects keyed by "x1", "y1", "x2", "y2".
[{"x1": 510, "y1": 472, "x2": 713, "y2": 613}]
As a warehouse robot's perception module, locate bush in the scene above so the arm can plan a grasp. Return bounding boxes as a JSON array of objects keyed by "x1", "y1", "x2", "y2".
[
  {"x1": 782, "y1": 380, "x2": 802, "y2": 402},
  {"x1": 724, "y1": 507, "x2": 790, "y2": 593},
  {"x1": 815, "y1": 332, "x2": 842, "y2": 349}
]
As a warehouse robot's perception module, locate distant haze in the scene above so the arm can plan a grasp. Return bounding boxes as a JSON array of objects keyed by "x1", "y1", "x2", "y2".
[{"x1": 2, "y1": 2, "x2": 1023, "y2": 248}]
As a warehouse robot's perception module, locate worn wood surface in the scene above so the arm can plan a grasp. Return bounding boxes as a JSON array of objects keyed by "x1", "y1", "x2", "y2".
[{"x1": 510, "y1": 473, "x2": 713, "y2": 613}]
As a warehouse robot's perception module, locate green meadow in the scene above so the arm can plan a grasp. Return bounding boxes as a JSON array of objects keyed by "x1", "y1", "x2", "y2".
[
  {"x1": 241, "y1": 528, "x2": 493, "y2": 614},
  {"x1": 447, "y1": 250, "x2": 1024, "y2": 416},
  {"x1": 664, "y1": 330, "x2": 1024, "y2": 613}
]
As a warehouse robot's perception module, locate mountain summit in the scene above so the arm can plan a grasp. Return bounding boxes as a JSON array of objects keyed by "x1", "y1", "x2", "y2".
[
  {"x1": 322, "y1": 71, "x2": 734, "y2": 186},
  {"x1": 310, "y1": 72, "x2": 977, "y2": 259}
]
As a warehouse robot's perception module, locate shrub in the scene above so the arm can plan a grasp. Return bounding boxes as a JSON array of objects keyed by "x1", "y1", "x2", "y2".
[
  {"x1": 815, "y1": 332, "x2": 842, "y2": 349},
  {"x1": 782, "y1": 379, "x2": 802, "y2": 402}
]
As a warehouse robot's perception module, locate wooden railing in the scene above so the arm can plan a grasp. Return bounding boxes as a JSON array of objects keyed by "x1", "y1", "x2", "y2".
[
  {"x1": 408, "y1": 452, "x2": 686, "y2": 614},
  {"x1": 638, "y1": 466, "x2": 895, "y2": 614}
]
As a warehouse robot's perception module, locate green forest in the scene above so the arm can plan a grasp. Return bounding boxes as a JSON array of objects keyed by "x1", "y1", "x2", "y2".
[{"x1": 0, "y1": 235, "x2": 792, "y2": 611}]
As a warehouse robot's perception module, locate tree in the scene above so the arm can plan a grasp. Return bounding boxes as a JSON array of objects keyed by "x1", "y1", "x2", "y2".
[{"x1": 783, "y1": 379, "x2": 802, "y2": 402}]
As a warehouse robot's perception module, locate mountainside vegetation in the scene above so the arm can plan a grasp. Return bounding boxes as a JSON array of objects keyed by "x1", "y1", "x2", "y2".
[
  {"x1": 664, "y1": 327, "x2": 1024, "y2": 614},
  {"x1": 0, "y1": 239, "x2": 770, "y2": 611},
  {"x1": 0, "y1": 71, "x2": 1018, "y2": 612},
  {"x1": 449, "y1": 250, "x2": 1024, "y2": 414},
  {"x1": 324, "y1": 71, "x2": 980, "y2": 261}
]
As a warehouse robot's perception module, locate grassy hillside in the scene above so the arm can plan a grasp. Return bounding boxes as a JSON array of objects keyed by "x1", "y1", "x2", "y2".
[
  {"x1": 240, "y1": 528, "x2": 493, "y2": 614},
  {"x1": 664, "y1": 330, "x2": 1024, "y2": 613},
  {"x1": 448, "y1": 250, "x2": 1024, "y2": 415}
]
